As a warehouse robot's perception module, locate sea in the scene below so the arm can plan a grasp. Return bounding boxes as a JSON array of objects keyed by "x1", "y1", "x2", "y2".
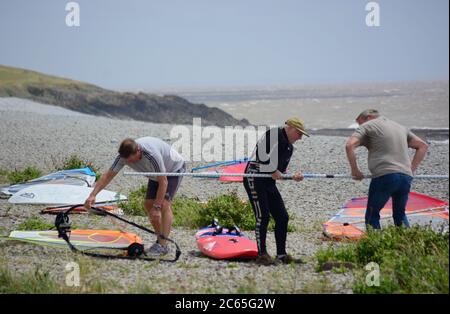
[{"x1": 151, "y1": 80, "x2": 449, "y2": 131}]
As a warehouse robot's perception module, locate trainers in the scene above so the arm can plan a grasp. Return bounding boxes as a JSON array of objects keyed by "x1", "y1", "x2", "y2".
[
  {"x1": 145, "y1": 242, "x2": 169, "y2": 256},
  {"x1": 255, "y1": 253, "x2": 277, "y2": 266},
  {"x1": 276, "y1": 254, "x2": 304, "y2": 265}
]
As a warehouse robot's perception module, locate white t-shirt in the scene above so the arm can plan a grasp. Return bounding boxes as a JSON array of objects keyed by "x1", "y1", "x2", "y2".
[{"x1": 110, "y1": 137, "x2": 185, "y2": 180}]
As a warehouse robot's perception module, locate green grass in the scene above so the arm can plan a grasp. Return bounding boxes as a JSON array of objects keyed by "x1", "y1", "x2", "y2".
[
  {"x1": 17, "y1": 216, "x2": 78, "y2": 231},
  {"x1": 197, "y1": 192, "x2": 257, "y2": 230},
  {"x1": 0, "y1": 262, "x2": 121, "y2": 294},
  {"x1": 176, "y1": 262, "x2": 201, "y2": 269},
  {"x1": 236, "y1": 278, "x2": 260, "y2": 293},
  {"x1": 300, "y1": 277, "x2": 336, "y2": 293},
  {"x1": 316, "y1": 225, "x2": 449, "y2": 293},
  {"x1": 120, "y1": 185, "x2": 148, "y2": 216},
  {"x1": 6, "y1": 166, "x2": 42, "y2": 184},
  {"x1": 194, "y1": 192, "x2": 296, "y2": 231},
  {"x1": 0, "y1": 253, "x2": 133, "y2": 294},
  {"x1": 227, "y1": 263, "x2": 239, "y2": 269},
  {"x1": 0, "y1": 168, "x2": 8, "y2": 184},
  {"x1": 0, "y1": 154, "x2": 101, "y2": 185},
  {"x1": 120, "y1": 186, "x2": 297, "y2": 231},
  {"x1": 18, "y1": 216, "x2": 55, "y2": 231},
  {"x1": 0, "y1": 64, "x2": 101, "y2": 100},
  {"x1": 0, "y1": 64, "x2": 94, "y2": 89},
  {"x1": 126, "y1": 282, "x2": 158, "y2": 294},
  {"x1": 56, "y1": 155, "x2": 101, "y2": 180},
  {"x1": 0, "y1": 266, "x2": 59, "y2": 293}
]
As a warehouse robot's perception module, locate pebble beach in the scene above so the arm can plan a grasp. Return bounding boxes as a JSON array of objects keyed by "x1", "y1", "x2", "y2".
[{"x1": 0, "y1": 97, "x2": 448, "y2": 293}]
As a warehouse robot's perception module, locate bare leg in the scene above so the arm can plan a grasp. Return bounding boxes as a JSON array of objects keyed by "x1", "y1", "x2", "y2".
[
  {"x1": 144, "y1": 199, "x2": 163, "y2": 243},
  {"x1": 159, "y1": 200, "x2": 173, "y2": 246}
]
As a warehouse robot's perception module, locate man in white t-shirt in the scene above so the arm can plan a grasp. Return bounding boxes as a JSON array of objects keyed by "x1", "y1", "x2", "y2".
[{"x1": 84, "y1": 137, "x2": 185, "y2": 256}]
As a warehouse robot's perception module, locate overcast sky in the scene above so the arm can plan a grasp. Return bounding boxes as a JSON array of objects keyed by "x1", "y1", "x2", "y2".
[{"x1": 0, "y1": 0, "x2": 448, "y2": 90}]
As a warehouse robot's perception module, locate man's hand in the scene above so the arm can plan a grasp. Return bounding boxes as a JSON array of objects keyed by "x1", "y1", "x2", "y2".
[
  {"x1": 271, "y1": 170, "x2": 284, "y2": 180},
  {"x1": 346, "y1": 136, "x2": 364, "y2": 181},
  {"x1": 84, "y1": 195, "x2": 96, "y2": 209},
  {"x1": 83, "y1": 169, "x2": 118, "y2": 210},
  {"x1": 351, "y1": 168, "x2": 364, "y2": 181},
  {"x1": 292, "y1": 171, "x2": 304, "y2": 182}
]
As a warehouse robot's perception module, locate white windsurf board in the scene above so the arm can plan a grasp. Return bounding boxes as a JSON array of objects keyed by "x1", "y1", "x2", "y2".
[{"x1": 8, "y1": 184, "x2": 127, "y2": 205}]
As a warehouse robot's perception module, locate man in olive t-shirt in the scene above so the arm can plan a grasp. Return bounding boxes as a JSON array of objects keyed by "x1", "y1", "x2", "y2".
[{"x1": 345, "y1": 109, "x2": 429, "y2": 229}]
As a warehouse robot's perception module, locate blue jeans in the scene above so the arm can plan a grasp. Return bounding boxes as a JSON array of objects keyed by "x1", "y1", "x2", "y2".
[{"x1": 366, "y1": 173, "x2": 413, "y2": 229}]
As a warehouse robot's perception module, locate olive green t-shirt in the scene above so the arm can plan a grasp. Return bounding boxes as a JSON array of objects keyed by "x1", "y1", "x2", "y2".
[{"x1": 352, "y1": 117, "x2": 414, "y2": 178}]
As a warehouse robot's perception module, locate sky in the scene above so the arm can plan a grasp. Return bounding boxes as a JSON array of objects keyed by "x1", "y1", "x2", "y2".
[{"x1": 0, "y1": 0, "x2": 448, "y2": 90}]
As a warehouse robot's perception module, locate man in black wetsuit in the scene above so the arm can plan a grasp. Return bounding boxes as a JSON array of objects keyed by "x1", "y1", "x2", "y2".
[{"x1": 244, "y1": 118, "x2": 309, "y2": 265}]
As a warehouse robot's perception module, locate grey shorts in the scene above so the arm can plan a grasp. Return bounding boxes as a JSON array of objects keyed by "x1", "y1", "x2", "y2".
[{"x1": 145, "y1": 165, "x2": 185, "y2": 201}]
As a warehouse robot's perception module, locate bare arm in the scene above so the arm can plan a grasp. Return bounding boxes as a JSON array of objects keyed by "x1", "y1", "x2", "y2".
[
  {"x1": 84, "y1": 169, "x2": 118, "y2": 208},
  {"x1": 408, "y1": 135, "x2": 429, "y2": 174},
  {"x1": 345, "y1": 136, "x2": 364, "y2": 180}
]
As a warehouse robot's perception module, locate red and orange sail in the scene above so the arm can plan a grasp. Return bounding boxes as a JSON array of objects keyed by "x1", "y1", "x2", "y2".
[{"x1": 323, "y1": 192, "x2": 448, "y2": 241}]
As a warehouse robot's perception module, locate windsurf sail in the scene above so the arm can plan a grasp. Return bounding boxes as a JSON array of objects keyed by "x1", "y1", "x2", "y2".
[
  {"x1": 219, "y1": 162, "x2": 248, "y2": 182},
  {"x1": 8, "y1": 230, "x2": 142, "y2": 251},
  {"x1": 0, "y1": 167, "x2": 96, "y2": 198},
  {"x1": 191, "y1": 158, "x2": 248, "y2": 182},
  {"x1": 191, "y1": 158, "x2": 248, "y2": 172},
  {"x1": 322, "y1": 192, "x2": 449, "y2": 241},
  {"x1": 52, "y1": 205, "x2": 181, "y2": 262},
  {"x1": 4, "y1": 204, "x2": 182, "y2": 262}
]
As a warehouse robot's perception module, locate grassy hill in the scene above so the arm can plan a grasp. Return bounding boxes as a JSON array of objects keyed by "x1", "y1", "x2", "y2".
[
  {"x1": 0, "y1": 65, "x2": 249, "y2": 127},
  {"x1": 0, "y1": 65, "x2": 103, "y2": 96}
]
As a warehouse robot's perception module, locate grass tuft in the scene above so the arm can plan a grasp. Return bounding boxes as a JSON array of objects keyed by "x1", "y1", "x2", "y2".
[
  {"x1": 18, "y1": 216, "x2": 55, "y2": 231},
  {"x1": 56, "y1": 155, "x2": 101, "y2": 180},
  {"x1": 0, "y1": 267, "x2": 58, "y2": 293},
  {"x1": 120, "y1": 186, "x2": 296, "y2": 231},
  {"x1": 316, "y1": 225, "x2": 449, "y2": 293},
  {"x1": 6, "y1": 166, "x2": 42, "y2": 184},
  {"x1": 17, "y1": 216, "x2": 78, "y2": 231}
]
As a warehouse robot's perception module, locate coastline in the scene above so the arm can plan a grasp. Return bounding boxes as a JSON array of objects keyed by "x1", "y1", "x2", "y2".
[{"x1": 0, "y1": 97, "x2": 448, "y2": 293}]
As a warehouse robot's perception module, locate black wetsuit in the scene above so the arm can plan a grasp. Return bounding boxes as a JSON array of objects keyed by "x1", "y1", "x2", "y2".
[{"x1": 243, "y1": 127, "x2": 293, "y2": 256}]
